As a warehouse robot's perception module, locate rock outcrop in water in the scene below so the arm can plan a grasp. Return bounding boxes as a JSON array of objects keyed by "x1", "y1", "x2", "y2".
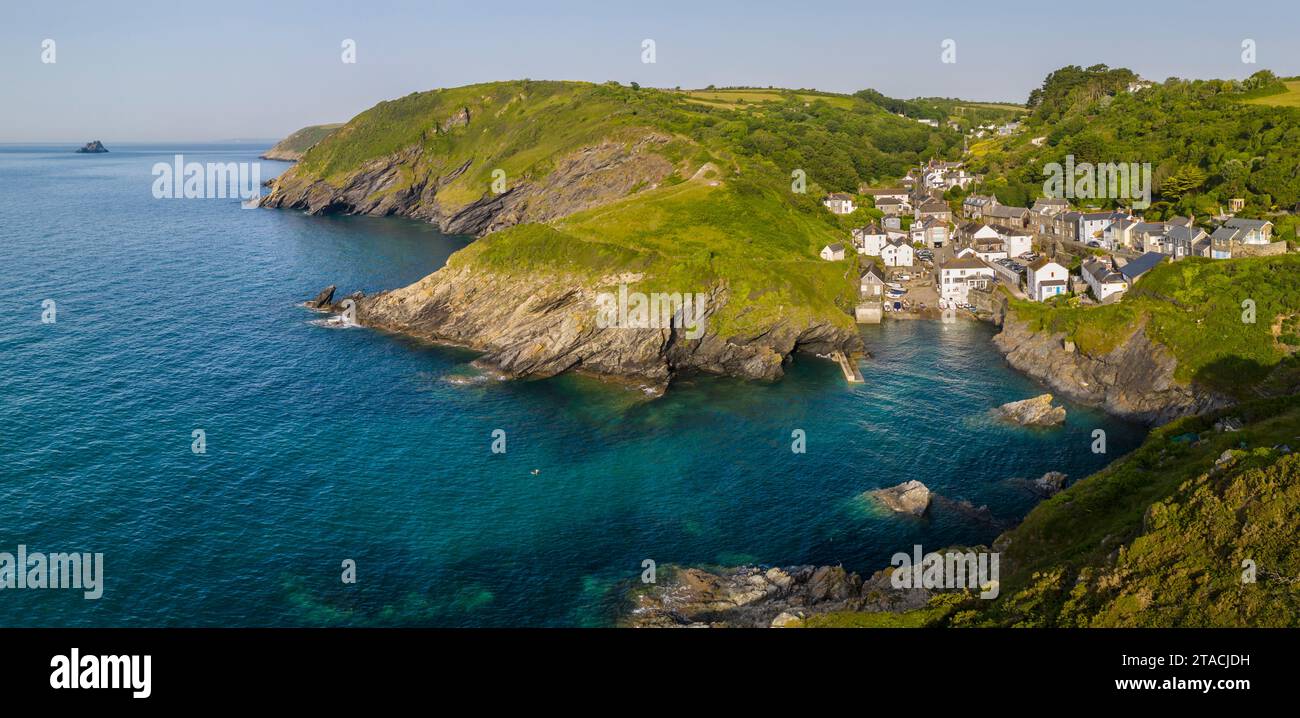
[
  {"x1": 992, "y1": 316, "x2": 1229, "y2": 425},
  {"x1": 995, "y1": 393, "x2": 1066, "y2": 427},
  {"x1": 311, "y1": 269, "x2": 864, "y2": 386},
  {"x1": 868, "y1": 480, "x2": 932, "y2": 516},
  {"x1": 75, "y1": 140, "x2": 108, "y2": 153}
]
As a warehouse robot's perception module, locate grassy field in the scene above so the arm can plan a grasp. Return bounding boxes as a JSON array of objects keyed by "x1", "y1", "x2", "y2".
[
  {"x1": 1242, "y1": 79, "x2": 1300, "y2": 107},
  {"x1": 680, "y1": 88, "x2": 857, "y2": 110}
]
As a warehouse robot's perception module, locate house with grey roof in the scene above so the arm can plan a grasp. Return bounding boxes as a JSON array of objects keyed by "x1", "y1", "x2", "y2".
[
  {"x1": 1081, "y1": 257, "x2": 1129, "y2": 302},
  {"x1": 1224, "y1": 218, "x2": 1273, "y2": 244},
  {"x1": 984, "y1": 204, "x2": 1030, "y2": 228},
  {"x1": 820, "y1": 243, "x2": 847, "y2": 261},
  {"x1": 1118, "y1": 252, "x2": 1167, "y2": 287},
  {"x1": 1164, "y1": 225, "x2": 1208, "y2": 259}
]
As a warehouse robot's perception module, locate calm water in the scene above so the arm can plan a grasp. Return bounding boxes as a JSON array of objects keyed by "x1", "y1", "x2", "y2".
[{"x1": 0, "y1": 144, "x2": 1146, "y2": 626}]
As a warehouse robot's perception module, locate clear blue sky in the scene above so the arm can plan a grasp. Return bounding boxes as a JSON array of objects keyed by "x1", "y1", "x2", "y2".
[{"x1": 3, "y1": 0, "x2": 1296, "y2": 141}]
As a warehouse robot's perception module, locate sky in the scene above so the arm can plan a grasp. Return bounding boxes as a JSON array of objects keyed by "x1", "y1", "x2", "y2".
[{"x1": 2, "y1": 0, "x2": 1298, "y2": 142}]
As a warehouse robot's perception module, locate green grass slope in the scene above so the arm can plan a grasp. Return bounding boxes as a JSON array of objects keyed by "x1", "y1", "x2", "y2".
[{"x1": 261, "y1": 123, "x2": 343, "y2": 159}]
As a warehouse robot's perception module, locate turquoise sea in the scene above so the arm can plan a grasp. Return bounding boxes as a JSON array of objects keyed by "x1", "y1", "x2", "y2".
[{"x1": 0, "y1": 144, "x2": 1146, "y2": 626}]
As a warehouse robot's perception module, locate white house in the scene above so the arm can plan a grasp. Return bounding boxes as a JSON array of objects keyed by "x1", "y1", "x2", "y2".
[
  {"x1": 991, "y1": 224, "x2": 1032, "y2": 257},
  {"x1": 959, "y1": 222, "x2": 1001, "y2": 244},
  {"x1": 938, "y1": 256, "x2": 996, "y2": 304},
  {"x1": 881, "y1": 238, "x2": 914, "y2": 267},
  {"x1": 1077, "y1": 211, "x2": 1128, "y2": 245},
  {"x1": 852, "y1": 224, "x2": 888, "y2": 256},
  {"x1": 820, "y1": 243, "x2": 847, "y2": 261},
  {"x1": 1104, "y1": 218, "x2": 1140, "y2": 250},
  {"x1": 1080, "y1": 258, "x2": 1128, "y2": 302},
  {"x1": 823, "y1": 193, "x2": 856, "y2": 215},
  {"x1": 1026, "y1": 257, "x2": 1069, "y2": 301}
]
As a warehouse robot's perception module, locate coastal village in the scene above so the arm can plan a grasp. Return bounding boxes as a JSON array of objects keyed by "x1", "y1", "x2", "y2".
[{"x1": 820, "y1": 158, "x2": 1287, "y2": 325}]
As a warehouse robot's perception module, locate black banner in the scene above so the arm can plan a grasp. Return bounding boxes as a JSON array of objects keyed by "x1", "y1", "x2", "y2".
[{"x1": 0, "y1": 628, "x2": 1285, "y2": 705}]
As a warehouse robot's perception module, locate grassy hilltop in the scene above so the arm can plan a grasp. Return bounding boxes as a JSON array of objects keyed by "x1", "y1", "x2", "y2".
[{"x1": 260, "y1": 123, "x2": 343, "y2": 161}]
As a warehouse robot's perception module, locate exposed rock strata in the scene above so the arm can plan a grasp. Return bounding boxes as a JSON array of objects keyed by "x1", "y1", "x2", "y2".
[
  {"x1": 311, "y1": 270, "x2": 864, "y2": 386},
  {"x1": 992, "y1": 317, "x2": 1229, "y2": 425},
  {"x1": 262, "y1": 133, "x2": 677, "y2": 237}
]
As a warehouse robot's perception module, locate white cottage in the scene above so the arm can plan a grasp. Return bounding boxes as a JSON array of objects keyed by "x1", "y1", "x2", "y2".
[
  {"x1": 881, "y1": 238, "x2": 915, "y2": 268},
  {"x1": 1026, "y1": 257, "x2": 1069, "y2": 301},
  {"x1": 820, "y1": 243, "x2": 847, "y2": 261}
]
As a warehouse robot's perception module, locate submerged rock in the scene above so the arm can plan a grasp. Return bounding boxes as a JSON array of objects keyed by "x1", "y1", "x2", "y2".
[
  {"x1": 995, "y1": 393, "x2": 1066, "y2": 427},
  {"x1": 1031, "y1": 471, "x2": 1068, "y2": 497},
  {"x1": 869, "y1": 480, "x2": 931, "y2": 516}
]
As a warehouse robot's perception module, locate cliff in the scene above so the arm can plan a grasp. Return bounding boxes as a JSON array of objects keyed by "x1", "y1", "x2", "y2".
[
  {"x1": 316, "y1": 261, "x2": 863, "y2": 386},
  {"x1": 992, "y1": 315, "x2": 1229, "y2": 424}
]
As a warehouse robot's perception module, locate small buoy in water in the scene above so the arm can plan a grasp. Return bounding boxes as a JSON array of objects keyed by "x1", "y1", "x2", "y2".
[{"x1": 530, "y1": 469, "x2": 540, "y2": 475}]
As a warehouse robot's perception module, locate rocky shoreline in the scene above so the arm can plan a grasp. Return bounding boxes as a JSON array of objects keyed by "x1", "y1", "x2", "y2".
[
  {"x1": 990, "y1": 314, "x2": 1229, "y2": 425},
  {"x1": 621, "y1": 564, "x2": 933, "y2": 628},
  {"x1": 305, "y1": 271, "x2": 866, "y2": 388}
]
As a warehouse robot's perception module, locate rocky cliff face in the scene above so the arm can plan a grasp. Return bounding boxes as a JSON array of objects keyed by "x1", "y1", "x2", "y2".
[
  {"x1": 319, "y1": 265, "x2": 864, "y2": 387},
  {"x1": 992, "y1": 316, "x2": 1230, "y2": 425},
  {"x1": 261, "y1": 132, "x2": 677, "y2": 237}
]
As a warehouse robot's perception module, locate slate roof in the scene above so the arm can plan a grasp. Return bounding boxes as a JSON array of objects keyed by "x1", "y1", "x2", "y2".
[{"x1": 1118, "y1": 252, "x2": 1166, "y2": 281}]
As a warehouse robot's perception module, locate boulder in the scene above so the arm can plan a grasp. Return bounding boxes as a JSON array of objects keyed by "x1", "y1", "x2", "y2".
[
  {"x1": 770, "y1": 611, "x2": 805, "y2": 628},
  {"x1": 1032, "y1": 471, "x2": 1068, "y2": 497},
  {"x1": 870, "y1": 480, "x2": 931, "y2": 516},
  {"x1": 995, "y1": 393, "x2": 1066, "y2": 427},
  {"x1": 308, "y1": 284, "x2": 336, "y2": 309}
]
